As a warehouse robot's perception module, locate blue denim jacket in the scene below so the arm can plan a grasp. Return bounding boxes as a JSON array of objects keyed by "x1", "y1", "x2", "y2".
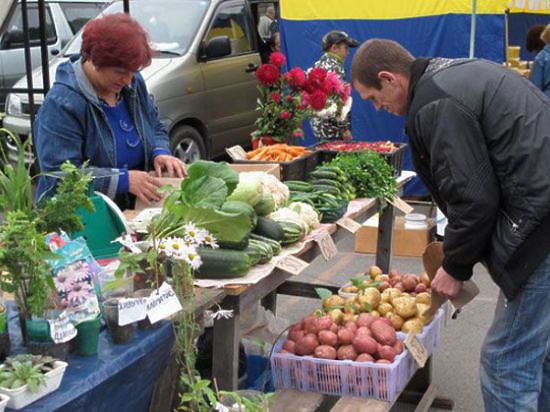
[
  {"x1": 529, "y1": 44, "x2": 550, "y2": 99},
  {"x1": 34, "y1": 56, "x2": 170, "y2": 202}
]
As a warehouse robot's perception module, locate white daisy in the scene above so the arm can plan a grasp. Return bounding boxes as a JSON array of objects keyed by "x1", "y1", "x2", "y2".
[
  {"x1": 183, "y1": 223, "x2": 205, "y2": 245},
  {"x1": 181, "y1": 247, "x2": 202, "y2": 270},
  {"x1": 200, "y1": 230, "x2": 218, "y2": 249}
]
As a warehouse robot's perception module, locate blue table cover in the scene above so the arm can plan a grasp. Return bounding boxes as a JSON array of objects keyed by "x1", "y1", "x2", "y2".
[{"x1": 5, "y1": 303, "x2": 175, "y2": 411}]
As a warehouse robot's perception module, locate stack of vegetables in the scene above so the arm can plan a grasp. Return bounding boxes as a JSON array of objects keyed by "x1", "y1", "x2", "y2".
[{"x1": 246, "y1": 144, "x2": 311, "y2": 162}]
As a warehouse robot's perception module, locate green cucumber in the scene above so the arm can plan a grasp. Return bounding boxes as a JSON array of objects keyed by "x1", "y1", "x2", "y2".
[
  {"x1": 312, "y1": 184, "x2": 341, "y2": 196},
  {"x1": 284, "y1": 181, "x2": 313, "y2": 192},
  {"x1": 309, "y1": 170, "x2": 340, "y2": 180},
  {"x1": 195, "y1": 247, "x2": 251, "y2": 278},
  {"x1": 254, "y1": 217, "x2": 285, "y2": 241},
  {"x1": 309, "y1": 179, "x2": 345, "y2": 189},
  {"x1": 276, "y1": 220, "x2": 305, "y2": 245},
  {"x1": 248, "y1": 239, "x2": 274, "y2": 263},
  {"x1": 250, "y1": 233, "x2": 282, "y2": 256}
]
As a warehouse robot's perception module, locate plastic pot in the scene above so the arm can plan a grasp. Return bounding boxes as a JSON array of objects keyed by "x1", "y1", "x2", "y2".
[
  {"x1": 103, "y1": 298, "x2": 135, "y2": 344},
  {"x1": 75, "y1": 315, "x2": 101, "y2": 356},
  {"x1": 27, "y1": 340, "x2": 70, "y2": 361},
  {"x1": 132, "y1": 289, "x2": 160, "y2": 331}
]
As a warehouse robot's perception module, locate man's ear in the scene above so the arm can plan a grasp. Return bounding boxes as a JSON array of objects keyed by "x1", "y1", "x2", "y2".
[{"x1": 378, "y1": 71, "x2": 396, "y2": 85}]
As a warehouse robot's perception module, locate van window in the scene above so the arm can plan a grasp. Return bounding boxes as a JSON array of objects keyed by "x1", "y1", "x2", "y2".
[
  {"x1": 59, "y1": 2, "x2": 108, "y2": 34},
  {"x1": 1, "y1": 4, "x2": 56, "y2": 49},
  {"x1": 206, "y1": 2, "x2": 253, "y2": 56}
]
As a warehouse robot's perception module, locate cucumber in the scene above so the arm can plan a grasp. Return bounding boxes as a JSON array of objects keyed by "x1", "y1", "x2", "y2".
[
  {"x1": 316, "y1": 165, "x2": 346, "y2": 177},
  {"x1": 254, "y1": 217, "x2": 285, "y2": 241},
  {"x1": 195, "y1": 247, "x2": 251, "y2": 278},
  {"x1": 285, "y1": 181, "x2": 313, "y2": 192},
  {"x1": 248, "y1": 239, "x2": 274, "y2": 263},
  {"x1": 276, "y1": 220, "x2": 305, "y2": 245},
  {"x1": 217, "y1": 237, "x2": 249, "y2": 251},
  {"x1": 312, "y1": 184, "x2": 341, "y2": 196},
  {"x1": 221, "y1": 200, "x2": 257, "y2": 226},
  {"x1": 250, "y1": 233, "x2": 282, "y2": 256},
  {"x1": 244, "y1": 246, "x2": 263, "y2": 266},
  {"x1": 309, "y1": 170, "x2": 340, "y2": 180},
  {"x1": 309, "y1": 179, "x2": 345, "y2": 189}
]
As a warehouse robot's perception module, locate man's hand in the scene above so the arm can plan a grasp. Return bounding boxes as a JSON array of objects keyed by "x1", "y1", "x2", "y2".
[
  {"x1": 431, "y1": 267, "x2": 463, "y2": 300},
  {"x1": 153, "y1": 155, "x2": 187, "y2": 178},
  {"x1": 128, "y1": 171, "x2": 163, "y2": 205}
]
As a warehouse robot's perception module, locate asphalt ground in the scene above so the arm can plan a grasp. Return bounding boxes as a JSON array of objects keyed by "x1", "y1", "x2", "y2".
[{"x1": 276, "y1": 231, "x2": 498, "y2": 412}]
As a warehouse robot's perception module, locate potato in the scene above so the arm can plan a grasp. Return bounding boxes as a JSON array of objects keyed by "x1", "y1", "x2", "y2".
[
  {"x1": 344, "y1": 321, "x2": 358, "y2": 333},
  {"x1": 377, "y1": 359, "x2": 392, "y2": 364},
  {"x1": 323, "y1": 294, "x2": 345, "y2": 309},
  {"x1": 343, "y1": 297, "x2": 359, "y2": 314},
  {"x1": 416, "y1": 304, "x2": 434, "y2": 325},
  {"x1": 389, "y1": 276, "x2": 402, "y2": 287},
  {"x1": 337, "y1": 345, "x2": 358, "y2": 361},
  {"x1": 402, "y1": 274, "x2": 418, "y2": 292},
  {"x1": 393, "y1": 296, "x2": 418, "y2": 319},
  {"x1": 401, "y1": 318, "x2": 424, "y2": 334},
  {"x1": 318, "y1": 330, "x2": 338, "y2": 347},
  {"x1": 375, "y1": 274, "x2": 389, "y2": 283},
  {"x1": 415, "y1": 283, "x2": 427, "y2": 294},
  {"x1": 370, "y1": 319, "x2": 397, "y2": 346},
  {"x1": 288, "y1": 327, "x2": 305, "y2": 343},
  {"x1": 378, "y1": 345, "x2": 397, "y2": 362},
  {"x1": 360, "y1": 288, "x2": 381, "y2": 309},
  {"x1": 330, "y1": 323, "x2": 339, "y2": 333},
  {"x1": 301, "y1": 313, "x2": 316, "y2": 331},
  {"x1": 356, "y1": 326, "x2": 372, "y2": 337},
  {"x1": 385, "y1": 312, "x2": 404, "y2": 330},
  {"x1": 388, "y1": 268, "x2": 401, "y2": 279},
  {"x1": 393, "y1": 282, "x2": 404, "y2": 292},
  {"x1": 369, "y1": 265, "x2": 383, "y2": 277},
  {"x1": 392, "y1": 340, "x2": 404, "y2": 355},
  {"x1": 342, "y1": 313, "x2": 358, "y2": 323},
  {"x1": 419, "y1": 272, "x2": 431, "y2": 287},
  {"x1": 378, "y1": 281, "x2": 391, "y2": 292},
  {"x1": 283, "y1": 340, "x2": 296, "y2": 353},
  {"x1": 356, "y1": 353, "x2": 375, "y2": 362},
  {"x1": 377, "y1": 317, "x2": 394, "y2": 327},
  {"x1": 369, "y1": 310, "x2": 381, "y2": 318},
  {"x1": 342, "y1": 285, "x2": 358, "y2": 293},
  {"x1": 313, "y1": 315, "x2": 333, "y2": 332},
  {"x1": 356, "y1": 313, "x2": 376, "y2": 328},
  {"x1": 337, "y1": 328, "x2": 354, "y2": 345},
  {"x1": 295, "y1": 335, "x2": 319, "y2": 356},
  {"x1": 314, "y1": 345, "x2": 337, "y2": 360},
  {"x1": 352, "y1": 335, "x2": 378, "y2": 354},
  {"x1": 415, "y1": 292, "x2": 431, "y2": 306},
  {"x1": 328, "y1": 308, "x2": 344, "y2": 325},
  {"x1": 381, "y1": 288, "x2": 401, "y2": 304},
  {"x1": 279, "y1": 349, "x2": 291, "y2": 354},
  {"x1": 377, "y1": 302, "x2": 394, "y2": 316}
]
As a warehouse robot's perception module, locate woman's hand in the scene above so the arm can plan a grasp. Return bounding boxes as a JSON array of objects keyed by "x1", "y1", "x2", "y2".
[
  {"x1": 128, "y1": 171, "x2": 163, "y2": 205},
  {"x1": 154, "y1": 155, "x2": 187, "y2": 178}
]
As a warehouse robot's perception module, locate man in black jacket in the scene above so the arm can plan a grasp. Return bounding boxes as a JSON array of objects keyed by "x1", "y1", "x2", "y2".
[{"x1": 350, "y1": 39, "x2": 550, "y2": 412}]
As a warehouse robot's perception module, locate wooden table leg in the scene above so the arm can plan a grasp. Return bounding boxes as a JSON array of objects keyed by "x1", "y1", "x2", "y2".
[
  {"x1": 376, "y1": 202, "x2": 395, "y2": 273},
  {"x1": 212, "y1": 295, "x2": 240, "y2": 391},
  {"x1": 260, "y1": 291, "x2": 278, "y2": 315}
]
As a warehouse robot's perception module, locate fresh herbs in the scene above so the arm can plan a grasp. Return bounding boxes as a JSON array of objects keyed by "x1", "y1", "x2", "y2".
[{"x1": 0, "y1": 354, "x2": 57, "y2": 392}]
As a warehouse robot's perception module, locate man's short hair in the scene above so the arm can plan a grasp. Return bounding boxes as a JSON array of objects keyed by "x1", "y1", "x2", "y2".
[{"x1": 351, "y1": 39, "x2": 414, "y2": 90}]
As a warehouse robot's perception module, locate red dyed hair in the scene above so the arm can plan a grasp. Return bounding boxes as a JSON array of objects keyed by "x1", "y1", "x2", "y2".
[{"x1": 81, "y1": 13, "x2": 152, "y2": 72}]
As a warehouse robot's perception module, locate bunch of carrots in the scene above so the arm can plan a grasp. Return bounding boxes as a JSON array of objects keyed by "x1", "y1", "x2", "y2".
[{"x1": 247, "y1": 144, "x2": 311, "y2": 162}]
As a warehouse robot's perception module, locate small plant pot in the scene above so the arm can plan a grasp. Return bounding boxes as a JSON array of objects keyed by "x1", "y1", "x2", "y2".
[
  {"x1": 25, "y1": 319, "x2": 50, "y2": 343},
  {"x1": 0, "y1": 393, "x2": 9, "y2": 412},
  {"x1": 75, "y1": 315, "x2": 101, "y2": 356},
  {"x1": 132, "y1": 289, "x2": 161, "y2": 331},
  {"x1": 103, "y1": 298, "x2": 135, "y2": 344},
  {"x1": 27, "y1": 340, "x2": 70, "y2": 362}
]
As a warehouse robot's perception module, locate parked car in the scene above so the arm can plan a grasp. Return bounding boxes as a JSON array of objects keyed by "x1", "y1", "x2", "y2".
[
  {"x1": 0, "y1": 0, "x2": 110, "y2": 111},
  {"x1": 3, "y1": 0, "x2": 278, "y2": 165}
]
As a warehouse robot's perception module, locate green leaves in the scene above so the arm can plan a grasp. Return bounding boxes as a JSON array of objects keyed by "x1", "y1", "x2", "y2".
[
  {"x1": 186, "y1": 160, "x2": 238, "y2": 195},
  {"x1": 315, "y1": 287, "x2": 333, "y2": 301},
  {"x1": 179, "y1": 176, "x2": 228, "y2": 209}
]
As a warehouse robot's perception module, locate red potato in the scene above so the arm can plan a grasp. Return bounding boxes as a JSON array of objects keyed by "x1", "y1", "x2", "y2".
[
  {"x1": 314, "y1": 345, "x2": 337, "y2": 360},
  {"x1": 378, "y1": 345, "x2": 397, "y2": 362},
  {"x1": 288, "y1": 328, "x2": 305, "y2": 343},
  {"x1": 402, "y1": 274, "x2": 418, "y2": 292},
  {"x1": 337, "y1": 345, "x2": 358, "y2": 361},
  {"x1": 377, "y1": 359, "x2": 392, "y2": 364},
  {"x1": 344, "y1": 321, "x2": 358, "y2": 333},
  {"x1": 356, "y1": 353, "x2": 375, "y2": 362},
  {"x1": 295, "y1": 335, "x2": 319, "y2": 356},
  {"x1": 279, "y1": 349, "x2": 290, "y2": 354},
  {"x1": 337, "y1": 328, "x2": 354, "y2": 345},
  {"x1": 301, "y1": 313, "x2": 317, "y2": 332},
  {"x1": 330, "y1": 323, "x2": 339, "y2": 333},
  {"x1": 313, "y1": 315, "x2": 333, "y2": 332},
  {"x1": 389, "y1": 276, "x2": 402, "y2": 287},
  {"x1": 393, "y1": 282, "x2": 404, "y2": 292},
  {"x1": 388, "y1": 269, "x2": 401, "y2": 279},
  {"x1": 392, "y1": 340, "x2": 404, "y2": 355},
  {"x1": 370, "y1": 319, "x2": 397, "y2": 346},
  {"x1": 356, "y1": 313, "x2": 376, "y2": 328},
  {"x1": 352, "y1": 335, "x2": 378, "y2": 355},
  {"x1": 282, "y1": 340, "x2": 296, "y2": 353},
  {"x1": 356, "y1": 326, "x2": 372, "y2": 337},
  {"x1": 378, "y1": 281, "x2": 391, "y2": 292},
  {"x1": 318, "y1": 330, "x2": 338, "y2": 347},
  {"x1": 415, "y1": 283, "x2": 427, "y2": 294},
  {"x1": 377, "y1": 318, "x2": 394, "y2": 327}
]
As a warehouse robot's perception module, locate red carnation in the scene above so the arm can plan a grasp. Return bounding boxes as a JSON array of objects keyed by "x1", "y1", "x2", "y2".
[
  {"x1": 341, "y1": 83, "x2": 351, "y2": 103},
  {"x1": 269, "y1": 51, "x2": 286, "y2": 67},
  {"x1": 285, "y1": 67, "x2": 307, "y2": 90},
  {"x1": 309, "y1": 90, "x2": 328, "y2": 110},
  {"x1": 256, "y1": 64, "x2": 281, "y2": 86},
  {"x1": 300, "y1": 91, "x2": 310, "y2": 109},
  {"x1": 321, "y1": 78, "x2": 336, "y2": 94},
  {"x1": 307, "y1": 67, "x2": 328, "y2": 92},
  {"x1": 271, "y1": 92, "x2": 281, "y2": 102},
  {"x1": 280, "y1": 111, "x2": 291, "y2": 120},
  {"x1": 286, "y1": 95, "x2": 294, "y2": 103}
]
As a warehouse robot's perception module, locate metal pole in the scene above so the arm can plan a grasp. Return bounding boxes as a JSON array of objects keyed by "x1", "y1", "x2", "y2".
[
  {"x1": 123, "y1": 0, "x2": 130, "y2": 13},
  {"x1": 469, "y1": 0, "x2": 477, "y2": 58},
  {"x1": 504, "y1": 8, "x2": 510, "y2": 65},
  {"x1": 37, "y1": 0, "x2": 50, "y2": 96},
  {"x1": 20, "y1": 0, "x2": 35, "y2": 126}
]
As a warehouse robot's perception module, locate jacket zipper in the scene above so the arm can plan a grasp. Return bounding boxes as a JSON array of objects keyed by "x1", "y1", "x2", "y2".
[{"x1": 501, "y1": 210, "x2": 519, "y2": 233}]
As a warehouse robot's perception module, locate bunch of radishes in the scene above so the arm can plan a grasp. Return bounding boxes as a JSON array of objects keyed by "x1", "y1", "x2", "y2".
[{"x1": 279, "y1": 312, "x2": 404, "y2": 363}]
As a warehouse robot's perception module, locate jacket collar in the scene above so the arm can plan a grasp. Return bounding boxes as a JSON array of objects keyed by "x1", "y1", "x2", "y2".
[{"x1": 406, "y1": 58, "x2": 430, "y2": 115}]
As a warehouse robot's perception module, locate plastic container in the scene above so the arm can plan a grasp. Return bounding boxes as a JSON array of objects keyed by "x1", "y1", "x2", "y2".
[
  {"x1": 103, "y1": 298, "x2": 135, "y2": 344},
  {"x1": 0, "y1": 394, "x2": 9, "y2": 412},
  {"x1": 0, "y1": 361, "x2": 68, "y2": 410},
  {"x1": 75, "y1": 315, "x2": 101, "y2": 356},
  {"x1": 397, "y1": 308, "x2": 443, "y2": 357},
  {"x1": 404, "y1": 213, "x2": 428, "y2": 230},
  {"x1": 233, "y1": 151, "x2": 318, "y2": 181},
  {"x1": 133, "y1": 289, "x2": 161, "y2": 331},
  {"x1": 271, "y1": 334, "x2": 415, "y2": 402}
]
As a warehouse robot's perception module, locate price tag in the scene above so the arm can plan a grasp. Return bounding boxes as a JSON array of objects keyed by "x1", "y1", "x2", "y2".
[
  {"x1": 274, "y1": 255, "x2": 309, "y2": 275},
  {"x1": 226, "y1": 145, "x2": 248, "y2": 160},
  {"x1": 118, "y1": 297, "x2": 148, "y2": 326},
  {"x1": 48, "y1": 312, "x2": 77, "y2": 344},
  {"x1": 336, "y1": 217, "x2": 362, "y2": 233},
  {"x1": 404, "y1": 333, "x2": 428, "y2": 367},
  {"x1": 315, "y1": 231, "x2": 338, "y2": 261},
  {"x1": 385, "y1": 196, "x2": 414, "y2": 214},
  {"x1": 146, "y1": 282, "x2": 183, "y2": 324}
]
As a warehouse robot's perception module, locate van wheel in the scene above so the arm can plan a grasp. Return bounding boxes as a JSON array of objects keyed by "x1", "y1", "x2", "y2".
[{"x1": 170, "y1": 125, "x2": 206, "y2": 164}]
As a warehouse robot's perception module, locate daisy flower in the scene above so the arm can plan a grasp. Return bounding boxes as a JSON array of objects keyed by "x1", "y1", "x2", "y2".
[
  {"x1": 180, "y1": 247, "x2": 202, "y2": 270},
  {"x1": 54, "y1": 273, "x2": 73, "y2": 293},
  {"x1": 183, "y1": 223, "x2": 205, "y2": 245},
  {"x1": 67, "y1": 280, "x2": 94, "y2": 304},
  {"x1": 200, "y1": 230, "x2": 218, "y2": 249}
]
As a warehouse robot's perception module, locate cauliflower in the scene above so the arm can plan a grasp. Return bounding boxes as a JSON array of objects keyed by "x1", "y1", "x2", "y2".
[{"x1": 287, "y1": 202, "x2": 320, "y2": 230}]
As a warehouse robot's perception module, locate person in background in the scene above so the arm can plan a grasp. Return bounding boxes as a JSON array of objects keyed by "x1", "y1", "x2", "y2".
[
  {"x1": 34, "y1": 13, "x2": 186, "y2": 210},
  {"x1": 351, "y1": 38, "x2": 550, "y2": 412},
  {"x1": 258, "y1": 6, "x2": 275, "y2": 44},
  {"x1": 529, "y1": 23, "x2": 550, "y2": 98},
  {"x1": 270, "y1": 30, "x2": 280, "y2": 52},
  {"x1": 525, "y1": 24, "x2": 546, "y2": 54},
  {"x1": 311, "y1": 30, "x2": 358, "y2": 142}
]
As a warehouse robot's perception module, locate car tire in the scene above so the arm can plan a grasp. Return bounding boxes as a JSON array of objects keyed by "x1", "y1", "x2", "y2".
[{"x1": 170, "y1": 125, "x2": 206, "y2": 164}]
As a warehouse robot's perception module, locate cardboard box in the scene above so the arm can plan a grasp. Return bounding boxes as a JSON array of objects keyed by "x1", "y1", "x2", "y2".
[{"x1": 355, "y1": 216, "x2": 435, "y2": 257}]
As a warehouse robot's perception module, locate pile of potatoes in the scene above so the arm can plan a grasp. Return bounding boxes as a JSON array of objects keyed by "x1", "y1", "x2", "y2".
[
  {"x1": 279, "y1": 313, "x2": 404, "y2": 363},
  {"x1": 327, "y1": 267, "x2": 434, "y2": 334}
]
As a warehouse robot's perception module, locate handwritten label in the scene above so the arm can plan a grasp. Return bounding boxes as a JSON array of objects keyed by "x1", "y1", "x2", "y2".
[
  {"x1": 146, "y1": 282, "x2": 183, "y2": 324},
  {"x1": 118, "y1": 297, "x2": 148, "y2": 326},
  {"x1": 315, "y1": 231, "x2": 338, "y2": 261},
  {"x1": 113, "y1": 233, "x2": 142, "y2": 254},
  {"x1": 385, "y1": 196, "x2": 414, "y2": 214},
  {"x1": 48, "y1": 312, "x2": 77, "y2": 344},
  {"x1": 404, "y1": 333, "x2": 428, "y2": 367},
  {"x1": 274, "y1": 255, "x2": 309, "y2": 275},
  {"x1": 336, "y1": 217, "x2": 362, "y2": 233},
  {"x1": 226, "y1": 145, "x2": 248, "y2": 160}
]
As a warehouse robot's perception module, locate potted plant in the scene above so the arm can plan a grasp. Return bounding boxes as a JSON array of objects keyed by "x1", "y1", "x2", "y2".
[{"x1": 0, "y1": 354, "x2": 67, "y2": 410}]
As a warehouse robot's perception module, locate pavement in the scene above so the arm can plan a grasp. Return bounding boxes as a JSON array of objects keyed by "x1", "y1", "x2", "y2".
[{"x1": 276, "y1": 230, "x2": 498, "y2": 412}]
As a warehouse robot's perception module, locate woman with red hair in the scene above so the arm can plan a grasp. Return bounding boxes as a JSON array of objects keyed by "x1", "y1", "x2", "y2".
[{"x1": 34, "y1": 13, "x2": 186, "y2": 209}]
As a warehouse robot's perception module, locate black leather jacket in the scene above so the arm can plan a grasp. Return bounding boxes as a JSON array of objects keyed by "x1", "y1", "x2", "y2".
[{"x1": 405, "y1": 57, "x2": 550, "y2": 300}]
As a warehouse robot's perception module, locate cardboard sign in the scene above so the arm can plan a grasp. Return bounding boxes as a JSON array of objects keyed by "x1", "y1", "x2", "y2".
[
  {"x1": 146, "y1": 282, "x2": 183, "y2": 324},
  {"x1": 315, "y1": 231, "x2": 338, "y2": 261},
  {"x1": 274, "y1": 255, "x2": 309, "y2": 275},
  {"x1": 48, "y1": 312, "x2": 77, "y2": 344},
  {"x1": 404, "y1": 333, "x2": 428, "y2": 368},
  {"x1": 386, "y1": 196, "x2": 414, "y2": 214},
  {"x1": 336, "y1": 217, "x2": 362, "y2": 234},
  {"x1": 118, "y1": 297, "x2": 148, "y2": 326},
  {"x1": 226, "y1": 145, "x2": 248, "y2": 160}
]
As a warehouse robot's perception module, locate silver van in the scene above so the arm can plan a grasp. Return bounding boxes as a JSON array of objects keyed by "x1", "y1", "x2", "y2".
[
  {"x1": 3, "y1": 0, "x2": 278, "y2": 163},
  {"x1": 0, "y1": 0, "x2": 109, "y2": 110}
]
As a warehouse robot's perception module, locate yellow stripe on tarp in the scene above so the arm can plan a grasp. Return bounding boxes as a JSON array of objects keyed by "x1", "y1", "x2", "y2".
[{"x1": 280, "y1": 0, "x2": 549, "y2": 20}]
